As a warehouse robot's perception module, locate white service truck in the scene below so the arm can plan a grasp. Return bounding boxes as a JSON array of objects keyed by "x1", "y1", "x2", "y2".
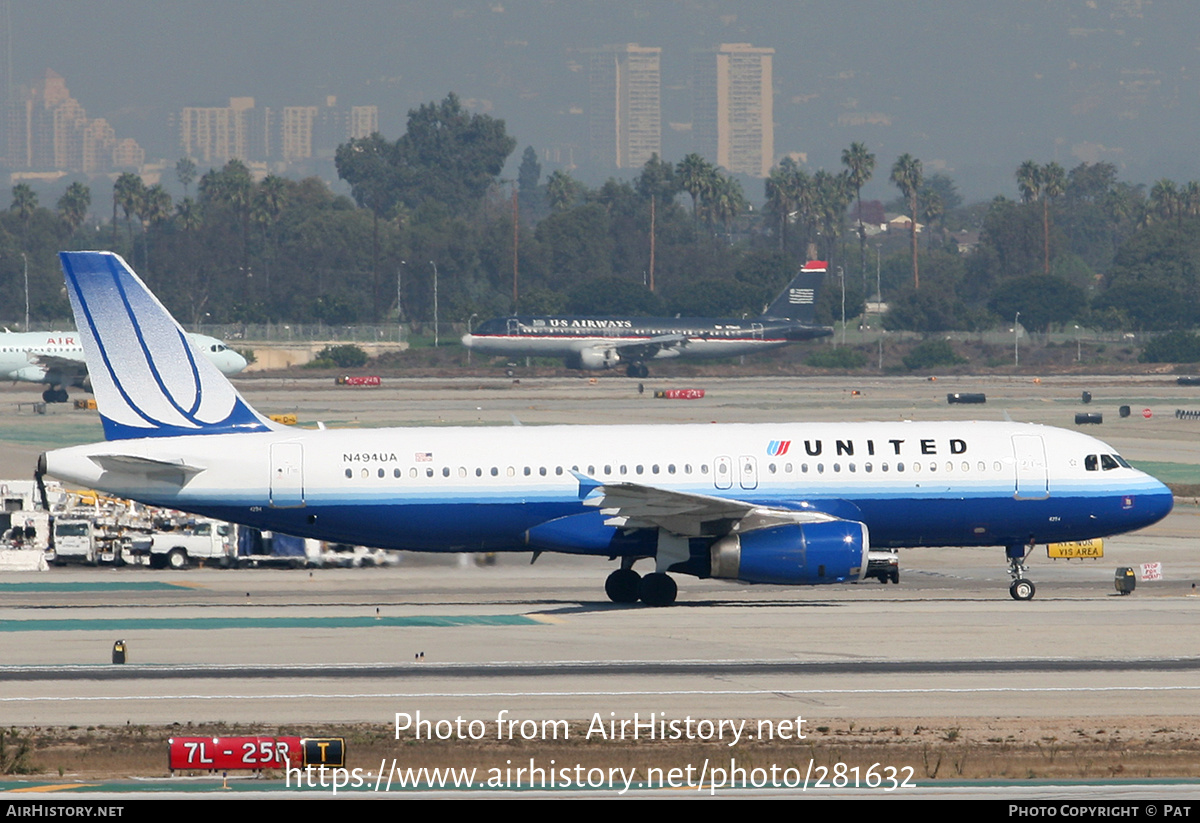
[{"x1": 147, "y1": 519, "x2": 236, "y2": 569}]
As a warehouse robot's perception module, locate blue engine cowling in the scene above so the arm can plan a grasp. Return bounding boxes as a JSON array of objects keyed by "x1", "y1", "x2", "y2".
[{"x1": 709, "y1": 520, "x2": 868, "y2": 585}]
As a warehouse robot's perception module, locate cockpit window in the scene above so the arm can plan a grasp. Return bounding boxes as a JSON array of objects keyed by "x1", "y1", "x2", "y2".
[
  {"x1": 1113, "y1": 454, "x2": 1131, "y2": 468},
  {"x1": 1101, "y1": 454, "x2": 1120, "y2": 470},
  {"x1": 1085, "y1": 455, "x2": 1098, "y2": 471}
]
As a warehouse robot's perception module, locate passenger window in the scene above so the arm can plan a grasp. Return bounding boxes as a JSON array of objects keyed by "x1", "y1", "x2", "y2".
[
  {"x1": 395, "y1": 468, "x2": 402, "y2": 478},
  {"x1": 345, "y1": 469, "x2": 352, "y2": 479},
  {"x1": 540, "y1": 467, "x2": 547, "y2": 476},
  {"x1": 378, "y1": 468, "x2": 385, "y2": 478},
  {"x1": 491, "y1": 467, "x2": 498, "y2": 477},
  {"x1": 523, "y1": 467, "x2": 531, "y2": 476},
  {"x1": 426, "y1": 468, "x2": 434, "y2": 478},
  {"x1": 443, "y1": 467, "x2": 450, "y2": 477}
]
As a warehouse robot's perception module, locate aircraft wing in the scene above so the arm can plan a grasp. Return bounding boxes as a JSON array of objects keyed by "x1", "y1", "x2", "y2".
[
  {"x1": 28, "y1": 353, "x2": 87, "y2": 378},
  {"x1": 606, "y1": 333, "x2": 687, "y2": 360},
  {"x1": 582, "y1": 479, "x2": 835, "y2": 538}
]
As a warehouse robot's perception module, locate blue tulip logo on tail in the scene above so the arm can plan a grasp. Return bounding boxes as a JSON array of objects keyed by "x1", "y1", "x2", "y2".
[{"x1": 58, "y1": 251, "x2": 273, "y2": 441}]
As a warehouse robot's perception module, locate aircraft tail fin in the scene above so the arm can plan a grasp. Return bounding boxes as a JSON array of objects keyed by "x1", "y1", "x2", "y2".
[
  {"x1": 759, "y1": 260, "x2": 827, "y2": 322},
  {"x1": 58, "y1": 251, "x2": 275, "y2": 441}
]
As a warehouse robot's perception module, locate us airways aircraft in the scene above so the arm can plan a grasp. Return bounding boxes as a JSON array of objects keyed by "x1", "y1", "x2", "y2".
[
  {"x1": 461, "y1": 262, "x2": 832, "y2": 377},
  {"x1": 41, "y1": 252, "x2": 1172, "y2": 604},
  {"x1": 2, "y1": 328, "x2": 247, "y2": 403}
]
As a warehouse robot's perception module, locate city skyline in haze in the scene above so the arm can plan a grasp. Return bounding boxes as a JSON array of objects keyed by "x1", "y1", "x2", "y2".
[{"x1": 3, "y1": 0, "x2": 1197, "y2": 202}]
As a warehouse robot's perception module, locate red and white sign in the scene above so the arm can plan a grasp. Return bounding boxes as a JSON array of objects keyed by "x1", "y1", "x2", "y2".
[
  {"x1": 1143, "y1": 408, "x2": 1153, "y2": 419},
  {"x1": 168, "y1": 736, "x2": 302, "y2": 771},
  {"x1": 337, "y1": 375, "x2": 381, "y2": 387},
  {"x1": 656, "y1": 389, "x2": 705, "y2": 400},
  {"x1": 1140, "y1": 562, "x2": 1163, "y2": 581}
]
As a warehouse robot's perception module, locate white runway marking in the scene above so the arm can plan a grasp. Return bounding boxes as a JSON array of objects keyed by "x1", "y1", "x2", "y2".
[{"x1": 6, "y1": 684, "x2": 1200, "y2": 703}]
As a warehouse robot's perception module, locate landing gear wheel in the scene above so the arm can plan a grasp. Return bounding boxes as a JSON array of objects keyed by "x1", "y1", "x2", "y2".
[
  {"x1": 637, "y1": 364, "x2": 649, "y2": 378},
  {"x1": 639, "y1": 572, "x2": 677, "y2": 607},
  {"x1": 1009, "y1": 578, "x2": 1035, "y2": 601},
  {"x1": 167, "y1": 549, "x2": 188, "y2": 570},
  {"x1": 605, "y1": 568, "x2": 642, "y2": 603}
]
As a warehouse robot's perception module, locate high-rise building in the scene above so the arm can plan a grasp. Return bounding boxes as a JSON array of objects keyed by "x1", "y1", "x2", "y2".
[
  {"x1": 281, "y1": 106, "x2": 318, "y2": 161},
  {"x1": 587, "y1": 43, "x2": 661, "y2": 169},
  {"x1": 693, "y1": 43, "x2": 774, "y2": 178},
  {"x1": 179, "y1": 97, "x2": 260, "y2": 166},
  {"x1": 6, "y1": 69, "x2": 144, "y2": 173}
]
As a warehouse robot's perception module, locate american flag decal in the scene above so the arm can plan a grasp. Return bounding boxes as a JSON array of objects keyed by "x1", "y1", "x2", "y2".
[
  {"x1": 415, "y1": 452, "x2": 433, "y2": 462},
  {"x1": 789, "y1": 288, "x2": 815, "y2": 304}
]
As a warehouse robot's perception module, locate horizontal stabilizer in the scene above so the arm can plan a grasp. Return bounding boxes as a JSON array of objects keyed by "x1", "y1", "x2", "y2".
[{"x1": 89, "y1": 454, "x2": 206, "y2": 486}]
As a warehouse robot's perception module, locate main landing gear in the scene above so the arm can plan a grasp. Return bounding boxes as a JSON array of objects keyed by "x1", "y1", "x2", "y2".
[
  {"x1": 605, "y1": 562, "x2": 677, "y2": 606},
  {"x1": 625, "y1": 362, "x2": 650, "y2": 379},
  {"x1": 1006, "y1": 541, "x2": 1037, "y2": 601},
  {"x1": 42, "y1": 387, "x2": 69, "y2": 403}
]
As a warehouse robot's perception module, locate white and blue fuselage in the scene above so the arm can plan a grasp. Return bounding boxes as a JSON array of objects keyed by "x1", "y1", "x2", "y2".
[{"x1": 44, "y1": 420, "x2": 1172, "y2": 554}]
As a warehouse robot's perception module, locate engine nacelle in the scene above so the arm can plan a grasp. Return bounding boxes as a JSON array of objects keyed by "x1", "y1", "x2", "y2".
[
  {"x1": 710, "y1": 520, "x2": 868, "y2": 585},
  {"x1": 569, "y1": 346, "x2": 621, "y2": 370}
]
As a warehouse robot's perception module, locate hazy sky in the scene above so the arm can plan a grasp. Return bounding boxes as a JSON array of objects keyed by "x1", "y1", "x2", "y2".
[{"x1": 9, "y1": 0, "x2": 1199, "y2": 201}]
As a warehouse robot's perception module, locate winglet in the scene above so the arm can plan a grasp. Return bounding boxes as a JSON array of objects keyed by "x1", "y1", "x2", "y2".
[{"x1": 58, "y1": 251, "x2": 275, "y2": 441}]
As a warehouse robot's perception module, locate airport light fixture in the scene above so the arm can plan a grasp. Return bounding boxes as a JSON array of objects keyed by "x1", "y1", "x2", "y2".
[{"x1": 1014, "y1": 311, "x2": 1021, "y2": 367}]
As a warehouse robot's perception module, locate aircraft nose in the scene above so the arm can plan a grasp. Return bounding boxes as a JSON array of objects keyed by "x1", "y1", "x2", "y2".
[
  {"x1": 461, "y1": 334, "x2": 474, "y2": 349},
  {"x1": 227, "y1": 350, "x2": 248, "y2": 374}
]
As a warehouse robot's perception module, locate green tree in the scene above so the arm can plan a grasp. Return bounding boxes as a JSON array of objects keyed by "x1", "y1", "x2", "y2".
[
  {"x1": 397, "y1": 93, "x2": 517, "y2": 212},
  {"x1": 989, "y1": 274, "x2": 1085, "y2": 332},
  {"x1": 890, "y1": 154, "x2": 923, "y2": 289}
]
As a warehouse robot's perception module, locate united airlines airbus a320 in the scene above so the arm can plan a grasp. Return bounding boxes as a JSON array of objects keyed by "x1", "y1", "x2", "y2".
[
  {"x1": 462, "y1": 262, "x2": 832, "y2": 377},
  {"x1": 41, "y1": 252, "x2": 1172, "y2": 604}
]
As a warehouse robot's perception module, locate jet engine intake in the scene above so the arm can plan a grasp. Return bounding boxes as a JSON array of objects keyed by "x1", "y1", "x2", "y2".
[
  {"x1": 710, "y1": 520, "x2": 868, "y2": 584},
  {"x1": 571, "y1": 347, "x2": 621, "y2": 370}
]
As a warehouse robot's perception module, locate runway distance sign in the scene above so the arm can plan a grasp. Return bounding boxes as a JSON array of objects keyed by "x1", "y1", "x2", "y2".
[
  {"x1": 168, "y1": 736, "x2": 303, "y2": 771},
  {"x1": 1046, "y1": 539, "x2": 1104, "y2": 559}
]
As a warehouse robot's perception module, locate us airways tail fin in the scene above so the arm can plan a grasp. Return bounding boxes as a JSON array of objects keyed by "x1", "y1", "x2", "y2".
[
  {"x1": 58, "y1": 251, "x2": 274, "y2": 441},
  {"x1": 759, "y1": 260, "x2": 827, "y2": 322}
]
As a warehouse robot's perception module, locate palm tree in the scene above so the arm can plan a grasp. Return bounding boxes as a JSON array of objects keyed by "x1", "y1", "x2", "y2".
[
  {"x1": 138, "y1": 184, "x2": 173, "y2": 271},
  {"x1": 707, "y1": 173, "x2": 746, "y2": 243},
  {"x1": 1015, "y1": 160, "x2": 1042, "y2": 204},
  {"x1": 1149, "y1": 179, "x2": 1181, "y2": 226},
  {"x1": 113, "y1": 172, "x2": 145, "y2": 249},
  {"x1": 676, "y1": 153, "x2": 716, "y2": 235},
  {"x1": 57, "y1": 182, "x2": 91, "y2": 236},
  {"x1": 841, "y1": 142, "x2": 875, "y2": 283},
  {"x1": 890, "y1": 154, "x2": 923, "y2": 289},
  {"x1": 765, "y1": 160, "x2": 797, "y2": 251},
  {"x1": 1040, "y1": 162, "x2": 1066, "y2": 274},
  {"x1": 175, "y1": 157, "x2": 198, "y2": 198},
  {"x1": 11, "y1": 183, "x2": 37, "y2": 249},
  {"x1": 545, "y1": 170, "x2": 582, "y2": 212}
]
